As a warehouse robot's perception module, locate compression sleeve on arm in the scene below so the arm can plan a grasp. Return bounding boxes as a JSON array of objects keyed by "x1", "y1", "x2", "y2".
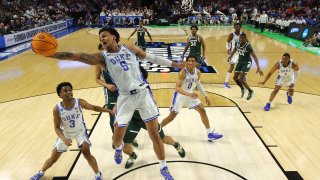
[
  {"x1": 196, "y1": 80, "x2": 207, "y2": 97},
  {"x1": 145, "y1": 53, "x2": 172, "y2": 67}
]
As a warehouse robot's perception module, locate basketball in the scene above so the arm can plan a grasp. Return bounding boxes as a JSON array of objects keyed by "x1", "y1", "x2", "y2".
[{"x1": 31, "y1": 32, "x2": 58, "y2": 56}]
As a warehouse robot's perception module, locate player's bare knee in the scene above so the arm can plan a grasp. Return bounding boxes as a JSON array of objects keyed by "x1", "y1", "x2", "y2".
[{"x1": 239, "y1": 78, "x2": 245, "y2": 84}]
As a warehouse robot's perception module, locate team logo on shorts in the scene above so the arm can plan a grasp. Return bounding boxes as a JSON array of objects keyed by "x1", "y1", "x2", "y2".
[{"x1": 140, "y1": 42, "x2": 217, "y2": 74}]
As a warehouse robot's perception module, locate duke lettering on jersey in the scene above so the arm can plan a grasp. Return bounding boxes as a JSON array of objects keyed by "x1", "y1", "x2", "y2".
[
  {"x1": 183, "y1": 68, "x2": 198, "y2": 93},
  {"x1": 103, "y1": 45, "x2": 146, "y2": 93},
  {"x1": 109, "y1": 54, "x2": 131, "y2": 64},
  {"x1": 279, "y1": 60, "x2": 294, "y2": 77},
  {"x1": 58, "y1": 98, "x2": 85, "y2": 133}
]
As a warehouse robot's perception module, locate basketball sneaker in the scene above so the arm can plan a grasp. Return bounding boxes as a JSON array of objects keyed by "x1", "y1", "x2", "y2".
[
  {"x1": 241, "y1": 88, "x2": 247, "y2": 98},
  {"x1": 160, "y1": 166, "x2": 174, "y2": 180},
  {"x1": 287, "y1": 92, "x2": 293, "y2": 104},
  {"x1": 175, "y1": 142, "x2": 186, "y2": 158},
  {"x1": 264, "y1": 103, "x2": 271, "y2": 111},
  {"x1": 114, "y1": 149, "x2": 123, "y2": 164},
  {"x1": 125, "y1": 152, "x2": 138, "y2": 169},
  {"x1": 30, "y1": 171, "x2": 44, "y2": 180},
  {"x1": 132, "y1": 139, "x2": 139, "y2": 147},
  {"x1": 95, "y1": 172, "x2": 103, "y2": 180},
  {"x1": 224, "y1": 82, "x2": 231, "y2": 88},
  {"x1": 247, "y1": 90, "x2": 254, "y2": 100},
  {"x1": 208, "y1": 130, "x2": 223, "y2": 141}
]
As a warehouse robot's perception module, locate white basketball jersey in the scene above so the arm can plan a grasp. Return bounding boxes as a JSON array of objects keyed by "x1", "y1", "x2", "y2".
[
  {"x1": 278, "y1": 60, "x2": 294, "y2": 78},
  {"x1": 231, "y1": 31, "x2": 241, "y2": 51},
  {"x1": 182, "y1": 68, "x2": 198, "y2": 93},
  {"x1": 102, "y1": 45, "x2": 146, "y2": 94},
  {"x1": 57, "y1": 98, "x2": 86, "y2": 133}
]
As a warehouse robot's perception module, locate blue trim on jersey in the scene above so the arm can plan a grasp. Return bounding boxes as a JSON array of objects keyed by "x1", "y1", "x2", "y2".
[
  {"x1": 118, "y1": 124, "x2": 128, "y2": 128},
  {"x1": 78, "y1": 99, "x2": 83, "y2": 113},
  {"x1": 144, "y1": 114, "x2": 159, "y2": 122},
  {"x1": 146, "y1": 87, "x2": 159, "y2": 112},
  {"x1": 60, "y1": 98, "x2": 76, "y2": 111}
]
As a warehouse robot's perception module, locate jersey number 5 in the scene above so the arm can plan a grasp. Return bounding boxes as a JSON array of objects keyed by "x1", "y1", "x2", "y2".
[{"x1": 120, "y1": 61, "x2": 129, "y2": 71}]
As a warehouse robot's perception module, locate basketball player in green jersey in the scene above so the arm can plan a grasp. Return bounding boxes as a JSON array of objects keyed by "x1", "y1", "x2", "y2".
[
  {"x1": 181, "y1": 25, "x2": 206, "y2": 66},
  {"x1": 228, "y1": 33, "x2": 264, "y2": 100},
  {"x1": 127, "y1": 20, "x2": 153, "y2": 51}
]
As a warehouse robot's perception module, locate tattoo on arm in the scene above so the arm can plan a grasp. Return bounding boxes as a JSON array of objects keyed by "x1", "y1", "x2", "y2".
[{"x1": 51, "y1": 52, "x2": 103, "y2": 65}]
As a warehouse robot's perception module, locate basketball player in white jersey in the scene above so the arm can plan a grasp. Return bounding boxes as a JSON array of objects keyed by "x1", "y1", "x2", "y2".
[
  {"x1": 45, "y1": 27, "x2": 185, "y2": 180},
  {"x1": 160, "y1": 55, "x2": 223, "y2": 141},
  {"x1": 30, "y1": 82, "x2": 113, "y2": 180},
  {"x1": 259, "y1": 53, "x2": 300, "y2": 111},
  {"x1": 224, "y1": 23, "x2": 241, "y2": 88}
]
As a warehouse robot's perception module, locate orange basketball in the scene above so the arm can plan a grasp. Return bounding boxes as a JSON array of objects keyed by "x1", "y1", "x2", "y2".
[{"x1": 31, "y1": 32, "x2": 58, "y2": 56}]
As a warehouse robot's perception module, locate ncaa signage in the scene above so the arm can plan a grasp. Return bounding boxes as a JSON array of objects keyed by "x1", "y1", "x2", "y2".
[
  {"x1": 0, "y1": 20, "x2": 73, "y2": 48},
  {"x1": 290, "y1": 28, "x2": 299, "y2": 33}
]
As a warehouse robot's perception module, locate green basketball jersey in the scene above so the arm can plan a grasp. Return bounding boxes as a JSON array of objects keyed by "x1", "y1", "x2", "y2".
[
  {"x1": 189, "y1": 35, "x2": 201, "y2": 56},
  {"x1": 137, "y1": 27, "x2": 146, "y2": 48},
  {"x1": 102, "y1": 70, "x2": 118, "y2": 103},
  {"x1": 236, "y1": 42, "x2": 253, "y2": 63}
]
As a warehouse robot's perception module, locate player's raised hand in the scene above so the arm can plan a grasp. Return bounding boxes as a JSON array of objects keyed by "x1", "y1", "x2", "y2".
[
  {"x1": 63, "y1": 139, "x2": 72, "y2": 146},
  {"x1": 205, "y1": 97, "x2": 212, "y2": 106}
]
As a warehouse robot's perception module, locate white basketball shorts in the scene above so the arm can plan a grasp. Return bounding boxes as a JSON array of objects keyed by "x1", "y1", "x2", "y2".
[
  {"x1": 115, "y1": 87, "x2": 159, "y2": 127},
  {"x1": 54, "y1": 129, "x2": 91, "y2": 152},
  {"x1": 169, "y1": 92, "x2": 201, "y2": 113}
]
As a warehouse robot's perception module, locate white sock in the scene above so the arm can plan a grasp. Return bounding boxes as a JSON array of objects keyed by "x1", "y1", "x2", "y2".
[
  {"x1": 115, "y1": 143, "x2": 123, "y2": 150},
  {"x1": 39, "y1": 170, "x2": 45, "y2": 175},
  {"x1": 225, "y1": 72, "x2": 231, "y2": 83},
  {"x1": 206, "y1": 128, "x2": 212, "y2": 134},
  {"x1": 95, "y1": 171, "x2": 101, "y2": 177},
  {"x1": 159, "y1": 160, "x2": 167, "y2": 169},
  {"x1": 268, "y1": 102, "x2": 271, "y2": 104}
]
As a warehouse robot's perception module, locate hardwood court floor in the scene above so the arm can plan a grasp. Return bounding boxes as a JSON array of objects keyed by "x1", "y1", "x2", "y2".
[{"x1": 0, "y1": 27, "x2": 319, "y2": 179}]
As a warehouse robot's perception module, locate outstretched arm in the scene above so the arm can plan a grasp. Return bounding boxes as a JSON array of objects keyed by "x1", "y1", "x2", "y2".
[
  {"x1": 259, "y1": 62, "x2": 278, "y2": 85},
  {"x1": 196, "y1": 70, "x2": 211, "y2": 106},
  {"x1": 50, "y1": 52, "x2": 105, "y2": 66},
  {"x1": 145, "y1": 28, "x2": 153, "y2": 42},
  {"x1": 126, "y1": 44, "x2": 185, "y2": 69},
  {"x1": 79, "y1": 99, "x2": 113, "y2": 114},
  {"x1": 127, "y1": 28, "x2": 137, "y2": 40}
]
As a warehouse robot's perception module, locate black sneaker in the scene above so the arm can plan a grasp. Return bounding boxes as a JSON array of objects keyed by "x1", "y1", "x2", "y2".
[
  {"x1": 125, "y1": 152, "x2": 138, "y2": 169},
  {"x1": 175, "y1": 142, "x2": 186, "y2": 158},
  {"x1": 132, "y1": 139, "x2": 138, "y2": 148},
  {"x1": 247, "y1": 90, "x2": 254, "y2": 100}
]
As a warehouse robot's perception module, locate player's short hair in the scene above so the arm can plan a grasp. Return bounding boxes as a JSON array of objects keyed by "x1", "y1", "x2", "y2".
[
  {"x1": 186, "y1": 55, "x2": 198, "y2": 62},
  {"x1": 190, "y1": 25, "x2": 198, "y2": 30},
  {"x1": 139, "y1": 19, "x2": 143, "y2": 23},
  {"x1": 240, "y1": 32, "x2": 247, "y2": 37},
  {"x1": 234, "y1": 23, "x2": 241, "y2": 28},
  {"x1": 283, "y1": 53, "x2": 290, "y2": 59},
  {"x1": 98, "y1": 43, "x2": 103, "y2": 50},
  {"x1": 99, "y1": 27, "x2": 120, "y2": 43},
  {"x1": 56, "y1": 82, "x2": 73, "y2": 96},
  {"x1": 139, "y1": 66, "x2": 148, "y2": 80}
]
